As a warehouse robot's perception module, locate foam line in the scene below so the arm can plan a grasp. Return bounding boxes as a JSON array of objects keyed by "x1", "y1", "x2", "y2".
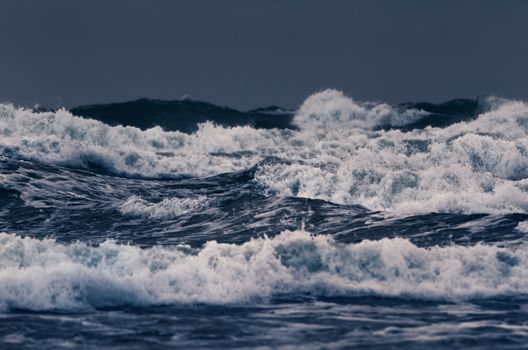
[{"x1": 0, "y1": 231, "x2": 526, "y2": 311}]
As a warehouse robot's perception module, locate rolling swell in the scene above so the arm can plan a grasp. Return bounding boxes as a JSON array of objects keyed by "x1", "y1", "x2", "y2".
[
  {"x1": 66, "y1": 96, "x2": 482, "y2": 133},
  {"x1": 69, "y1": 98, "x2": 295, "y2": 133},
  {"x1": 67, "y1": 96, "x2": 481, "y2": 133},
  {"x1": 1, "y1": 156, "x2": 526, "y2": 250}
]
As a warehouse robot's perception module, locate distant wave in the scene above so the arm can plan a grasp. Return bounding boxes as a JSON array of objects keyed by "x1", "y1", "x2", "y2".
[
  {"x1": 65, "y1": 94, "x2": 481, "y2": 133},
  {"x1": 69, "y1": 98, "x2": 295, "y2": 133},
  {"x1": 292, "y1": 89, "x2": 429, "y2": 130},
  {"x1": 1, "y1": 89, "x2": 527, "y2": 215},
  {"x1": 0, "y1": 230, "x2": 526, "y2": 311}
]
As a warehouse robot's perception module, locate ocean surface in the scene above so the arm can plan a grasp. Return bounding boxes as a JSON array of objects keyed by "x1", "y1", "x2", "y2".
[{"x1": 1, "y1": 89, "x2": 528, "y2": 349}]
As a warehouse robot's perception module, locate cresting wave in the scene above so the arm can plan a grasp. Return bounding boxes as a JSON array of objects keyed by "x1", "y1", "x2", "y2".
[
  {"x1": 1, "y1": 89, "x2": 527, "y2": 214},
  {"x1": 0, "y1": 230, "x2": 526, "y2": 311},
  {"x1": 119, "y1": 195, "x2": 209, "y2": 219}
]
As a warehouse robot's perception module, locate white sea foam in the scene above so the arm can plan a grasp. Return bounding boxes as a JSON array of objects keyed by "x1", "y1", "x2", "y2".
[
  {"x1": 119, "y1": 195, "x2": 209, "y2": 219},
  {"x1": 1, "y1": 89, "x2": 528, "y2": 215},
  {"x1": 293, "y1": 89, "x2": 428, "y2": 130},
  {"x1": 0, "y1": 230, "x2": 526, "y2": 311},
  {"x1": 255, "y1": 92, "x2": 528, "y2": 214},
  {"x1": 0, "y1": 104, "x2": 280, "y2": 177},
  {"x1": 516, "y1": 221, "x2": 528, "y2": 233}
]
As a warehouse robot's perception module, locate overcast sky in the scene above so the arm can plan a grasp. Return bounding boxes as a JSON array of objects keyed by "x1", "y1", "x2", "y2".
[{"x1": 1, "y1": 0, "x2": 527, "y2": 110}]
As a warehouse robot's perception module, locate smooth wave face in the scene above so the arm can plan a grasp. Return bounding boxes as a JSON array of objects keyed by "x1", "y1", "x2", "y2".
[
  {"x1": 2, "y1": 90, "x2": 527, "y2": 215},
  {"x1": 69, "y1": 98, "x2": 295, "y2": 133},
  {"x1": 1, "y1": 230, "x2": 526, "y2": 311}
]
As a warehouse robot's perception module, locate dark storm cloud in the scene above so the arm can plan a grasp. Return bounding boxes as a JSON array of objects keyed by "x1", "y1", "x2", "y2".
[{"x1": 0, "y1": 0, "x2": 527, "y2": 109}]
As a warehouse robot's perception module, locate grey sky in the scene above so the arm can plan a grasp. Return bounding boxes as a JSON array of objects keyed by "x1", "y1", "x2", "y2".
[{"x1": 1, "y1": 0, "x2": 527, "y2": 110}]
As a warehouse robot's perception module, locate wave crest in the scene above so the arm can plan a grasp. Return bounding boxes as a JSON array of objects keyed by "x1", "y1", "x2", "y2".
[
  {"x1": 0, "y1": 231, "x2": 527, "y2": 311},
  {"x1": 119, "y1": 195, "x2": 209, "y2": 219},
  {"x1": 293, "y1": 89, "x2": 428, "y2": 130}
]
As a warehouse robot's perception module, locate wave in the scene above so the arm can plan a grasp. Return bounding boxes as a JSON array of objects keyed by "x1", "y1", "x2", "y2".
[
  {"x1": 69, "y1": 98, "x2": 295, "y2": 133},
  {"x1": 255, "y1": 92, "x2": 528, "y2": 214},
  {"x1": 396, "y1": 98, "x2": 481, "y2": 131},
  {"x1": 0, "y1": 230, "x2": 526, "y2": 311},
  {"x1": 119, "y1": 195, "x2": 209, "y2": 219},
  {"x1": 66, "y1": 95, "x2": 480, "y2": 133},
  {"x1": 1, "y1": 90, "x2": 527, "y2": 215},
  {"x1": 293, "y1": 89, "x2": 430, "y2": 130},
  {"x1": 0, "y1": 104, "x2": 278, "y2": 177}
]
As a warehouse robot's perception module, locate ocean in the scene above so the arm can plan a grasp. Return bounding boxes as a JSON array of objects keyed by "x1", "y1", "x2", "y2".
[{"x1": 0, "y1": 89, "x2": 527, "y2": 349}]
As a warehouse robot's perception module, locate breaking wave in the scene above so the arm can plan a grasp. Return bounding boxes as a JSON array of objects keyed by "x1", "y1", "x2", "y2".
[
  {"x1": 1, "y1": 89, "x2": 527, "y2": 215},
  {"x1": 0, "y1": 230, "x2": 526, "y2": 311},
  {"x1": 119, "y1": 195, "x2": 209, "y2": 219},
  {"x1": 293, "y1": 89, "x2": 429, "y2": 130}
]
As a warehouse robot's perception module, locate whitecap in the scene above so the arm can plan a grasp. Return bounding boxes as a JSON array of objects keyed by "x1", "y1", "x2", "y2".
[
  {"x1": 0, "y1": 230, "x2": 526, "y2": 311},
  {"x1": 119, "y1": 195, "x2": 209, "y2": 219}
]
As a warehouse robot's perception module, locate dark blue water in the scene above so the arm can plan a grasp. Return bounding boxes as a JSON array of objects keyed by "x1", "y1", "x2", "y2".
[{"x1": 1, "y1": 91, "x2": 528, "y2": 349}]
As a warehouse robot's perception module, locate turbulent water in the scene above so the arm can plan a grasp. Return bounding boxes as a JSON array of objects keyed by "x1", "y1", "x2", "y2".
[{"x1": 1, "y1": 89, "x2": 528, "y2": 349}]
